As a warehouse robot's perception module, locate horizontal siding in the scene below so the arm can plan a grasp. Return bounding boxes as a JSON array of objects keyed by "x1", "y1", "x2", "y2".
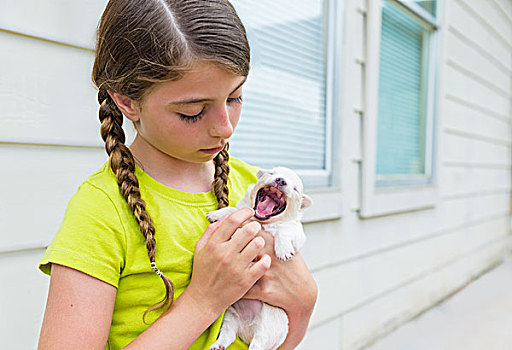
[
  {"x1": 0, "y1": 145, "x2": 107, "y2": 253},
  {"x1": 443, "y1": 97, "x2": 511, "y2": 143},
  {"x1": 444, "y1": 63, "x2": 510, "y2": 116},
  {"x1": 457, "y1": 0, "x2": 512, "y2": 49},
  {"x1": 0, "y1": 30, "x2": 137, "y2": 147},
  {"x1": 442, "y1": 128, "x2": 510, "y2": 164},
  {"x1": 304, "y1": 197, "x2": 509, "y2": 289},
  {"x1": 441, "y1": 166, "x2": 511, "y2": 198},
  {"x1": 446, "y1": 28, "x2": 511, "y2": 93},
  {"x1": 0, "y1": 30, "x2": 98, "y2": 146},
  {"x1": 0, "y1": 249, "x2": 49, "y2": 349},
  {"x1": 297, "y1": 317, "x2": 341, "y2": 349},
  {"x1": 497, "y1": 0, "x2": 512, "y2": 23},
  {"x1": 449, "y1": 0, "x2": 511, "y2": 71},
  {"x1": 311, "y1": 216, "x2": 510, "y2": 327},
  {"x1": 340, "y1": 237, "x2": 510, "y2": 350},
  {"x1": 0, "y1": 0, "x2": 105, "y2": 49}
]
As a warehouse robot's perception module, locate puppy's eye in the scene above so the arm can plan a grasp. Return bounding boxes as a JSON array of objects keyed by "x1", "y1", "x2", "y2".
[{"x1": 294, "y1": 187, "x2": 299, "y2": 193}]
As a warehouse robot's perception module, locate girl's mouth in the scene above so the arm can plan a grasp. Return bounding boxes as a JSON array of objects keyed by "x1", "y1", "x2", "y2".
[
  {"x1": 254, "y1": 186, "x2": 287, "y2": 220},
  {"x1": 200, "y1": 145, "x2": 225, "y2": 154}
]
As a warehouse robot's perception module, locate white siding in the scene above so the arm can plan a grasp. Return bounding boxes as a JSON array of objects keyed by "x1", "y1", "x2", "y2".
[
  {"x1": 0, "y1": 1, "x2": 110, "y2": 347},
  {"x1": 298, "y1": 0, "x2": 512, "y2": 348},
  {"x1": 1, "y1": 0, "x2": 511, "y2": 349}
]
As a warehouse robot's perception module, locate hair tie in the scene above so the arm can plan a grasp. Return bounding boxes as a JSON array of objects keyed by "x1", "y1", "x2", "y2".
[{"x1": 150, "y1": 262, "x2": 163, "y2": 277}]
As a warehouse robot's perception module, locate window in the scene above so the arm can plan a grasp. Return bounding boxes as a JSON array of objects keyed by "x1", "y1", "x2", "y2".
[
  {"x1": 230, "y1": 0, "x2": 333, "y2": 188},
  {"x1": 361, "y1": 0, "x2": 440, "y2": 218}
]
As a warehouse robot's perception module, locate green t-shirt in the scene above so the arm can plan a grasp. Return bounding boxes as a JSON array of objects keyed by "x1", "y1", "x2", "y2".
[{"x1": 39, "y1": 157, "x2": 258, "y2": 350}]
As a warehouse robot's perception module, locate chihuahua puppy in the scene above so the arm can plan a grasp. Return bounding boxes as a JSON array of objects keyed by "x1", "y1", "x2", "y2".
[{"x1": 207, "y1": 167, "x2": 312, "y2": 350}]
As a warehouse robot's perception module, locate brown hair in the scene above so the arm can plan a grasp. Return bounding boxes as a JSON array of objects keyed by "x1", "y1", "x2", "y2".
[{"x1": 92, "y1": 0, "x2": 250, "y2": 322}]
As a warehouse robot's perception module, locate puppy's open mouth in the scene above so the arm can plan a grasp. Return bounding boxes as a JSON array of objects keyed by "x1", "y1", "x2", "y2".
[{"x1": 254, "y1": 186, "x2": 287, "y2": 221}]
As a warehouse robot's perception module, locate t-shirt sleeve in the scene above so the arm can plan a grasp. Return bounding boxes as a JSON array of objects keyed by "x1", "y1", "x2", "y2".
[{"x1": 39, "y1": 182, "x2": 127, "y2": 288}]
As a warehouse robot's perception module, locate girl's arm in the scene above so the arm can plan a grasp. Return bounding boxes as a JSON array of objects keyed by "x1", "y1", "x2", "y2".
[
  {"x1": 38, "y1": 208, "x2": 270, "y2": 350},
  {"x1": 38, "y1": 264, "x2": 117, "y2": 350},
  {"x1": 38, "y1": 264, "x2": 221, "y2": 350},
  {"x1": 244, "y1": 230, "x2": 318, "y2": 349}
]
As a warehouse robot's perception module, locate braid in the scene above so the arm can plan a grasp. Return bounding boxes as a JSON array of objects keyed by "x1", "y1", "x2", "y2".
[
  {"x1": 98, "y1": 89, "x2": 174, "y2": 323},
  {"x1": 213, "y1": 143, "x2": 230, "y2": 209}
]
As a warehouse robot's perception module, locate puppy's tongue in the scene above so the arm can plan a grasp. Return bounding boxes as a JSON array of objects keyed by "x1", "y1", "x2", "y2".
[{"x1": 256, "y1": 196, "x2": 278, "y2": 217}]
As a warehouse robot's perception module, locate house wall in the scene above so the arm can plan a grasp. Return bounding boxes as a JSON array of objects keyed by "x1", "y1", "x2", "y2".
[
  {"x1": 0, "y1": 0, "x2": 511, "y2": 349},
  {"x1": 299, "y1": 0, "x2": 512, "y2": 349}
]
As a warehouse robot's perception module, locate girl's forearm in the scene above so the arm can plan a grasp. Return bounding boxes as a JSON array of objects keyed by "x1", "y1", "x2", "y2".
[
  {"x1": 278, "y1": 309, "x2": 313, "y2": 350},
  {"x1": 122, "y1": 290, "x2": 221, "y2": 350}
]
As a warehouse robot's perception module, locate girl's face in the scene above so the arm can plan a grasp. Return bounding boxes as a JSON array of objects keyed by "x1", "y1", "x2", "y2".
[{"x1": 114, "y1": 61, "x2": 246, "y2": 164}]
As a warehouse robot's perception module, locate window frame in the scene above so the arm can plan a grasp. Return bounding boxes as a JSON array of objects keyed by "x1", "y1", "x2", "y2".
[
  {"x1": 360, "y1": 0, "x2": 442, "y2": 218},
  {"x1": 301, "y1": 0, "x2": 344, "y2": 223}
]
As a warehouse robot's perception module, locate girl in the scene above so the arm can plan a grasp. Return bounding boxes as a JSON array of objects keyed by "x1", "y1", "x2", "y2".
[{"x1": 37, "y1": 0, "x2": 317, "y2": 349}]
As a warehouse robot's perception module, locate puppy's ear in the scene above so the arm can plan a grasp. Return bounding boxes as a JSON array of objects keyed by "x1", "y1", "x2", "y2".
[
  {"x1": 301, "y1": 194, "x2": 313, "y2": 209},
  {"x1": 257, "y1": 169, "x2": 267, "y2": 179}
]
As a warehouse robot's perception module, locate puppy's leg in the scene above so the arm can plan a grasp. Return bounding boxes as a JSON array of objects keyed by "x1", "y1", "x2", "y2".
[
  {"x1": 207, "y1": 206, "x2": 237, "y2": 223},
  {"x1": 248, "y1": 303, "x2": 288, "y2": 350},
  {"x1": 273, "y1": 233, "x2": 296, "y2": 261},
  {"x1": 209, "y1": 307, "x2": 240, "y2": 350},
  {"x1": 264, "y1": 222, "x2": 304, "y2": 261}
]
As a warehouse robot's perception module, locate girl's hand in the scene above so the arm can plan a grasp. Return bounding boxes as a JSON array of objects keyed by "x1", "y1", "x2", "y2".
[
  {"x1": 185, "y1": 208, "x2": 272, "y2": 319},
  {"x1": 244, "y1": 229, "x2": 318, "y2": 349}
]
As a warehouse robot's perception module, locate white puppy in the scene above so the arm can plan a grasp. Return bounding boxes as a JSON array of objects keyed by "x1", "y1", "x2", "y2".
[{"x1": 207, "y1": 167, "x2": 312, "y2": 350}]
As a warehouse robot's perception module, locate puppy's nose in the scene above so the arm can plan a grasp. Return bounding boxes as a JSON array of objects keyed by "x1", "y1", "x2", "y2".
[{"x1": 275, "y1": 178, "x2": 287, "y2": 186}]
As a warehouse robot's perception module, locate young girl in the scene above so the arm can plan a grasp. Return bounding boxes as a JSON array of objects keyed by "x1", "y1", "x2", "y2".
[{"x1": 37, "y1": 0, "x2": 317, "y2": 349}]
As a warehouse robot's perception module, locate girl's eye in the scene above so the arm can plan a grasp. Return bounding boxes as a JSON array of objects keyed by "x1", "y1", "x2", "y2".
[
  {"x1": 177, "y1": 108, "x2": 205, "y2": 123},
  {"x1": 227, "y1": 96, "x2": 243, "y2": 104}
]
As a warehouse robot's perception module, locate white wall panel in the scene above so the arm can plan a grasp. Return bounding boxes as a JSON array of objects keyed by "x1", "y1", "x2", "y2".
[
  {"x1": 458, "y1": 0, "x2": 512, "y2": 48},
  {"x1": 445, "y1": 30, "x2": 511, "y2": 94},
  {"x1": 444, "y1": 97, "x2": 511, "y2": 143},
  {"x1": 444, "y1": 63, "x2": 510, "y2": 116},
  {"x1": 311, "y1": 217, "x2": 510, "y2": 327},
  {"x1": 449, "y1": 0, "x2": 512, "y2": 70},
  {"x1": 304, "y1": 193, "x2": 509, "y2": 275},
  {"x1": 0, "y1": 249, "x2": 49, "y2": 350},
  {"x1": 439, "y1": 194, "x2": 509, "y2": 229},
  {"x1": 440, "y1": 166, "x2": 511, "y2": 198},
  {"x1": 0, "y1": 31, "x2": 100, "y2": 146},
  {"x1": 0, "y1": 144, "x2": 107, "y2": 253},
  {"x1": 496, "y1": 0, "x2": 512, "y2": 22},
  {"x1": 0, "y1": 0, "x2": 107, "y2": 49},
  {"x1": 298, "y1": 317, "x2": 341, "y2": 350},
  {"x1": 341, "y1": 237, "x2": 510, "y2": 350},
  {"x1": 442, "y1": 128, "x2": 510, "y2": 165}
]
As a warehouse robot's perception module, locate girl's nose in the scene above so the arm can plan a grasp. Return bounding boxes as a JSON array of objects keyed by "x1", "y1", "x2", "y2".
[{"x1": 210, "y1": 106, "x2": 234, "y2": 139}]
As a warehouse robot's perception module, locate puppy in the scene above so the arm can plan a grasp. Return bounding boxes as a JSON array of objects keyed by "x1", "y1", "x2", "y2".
[{"x1": 207, "y1": 167, "x2": 312, "y2": 350}]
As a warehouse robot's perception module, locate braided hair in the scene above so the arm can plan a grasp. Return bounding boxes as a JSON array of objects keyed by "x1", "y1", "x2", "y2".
[{"x1": 92, "y1": 0, "x2": 249, "y2": 320}]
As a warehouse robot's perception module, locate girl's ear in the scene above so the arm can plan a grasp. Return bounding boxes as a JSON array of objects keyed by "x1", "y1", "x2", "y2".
[{"x1": 108, "y1": 90, "x2": 140, "y2": 122}]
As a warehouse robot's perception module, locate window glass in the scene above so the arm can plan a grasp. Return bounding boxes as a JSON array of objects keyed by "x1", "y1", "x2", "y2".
[
  {"x1": 229, "y1": 0, "x2": 327, "y2": 171},
  {"x1": 376, "y1": 0, "x2": 431, "y2": 180},
  {"x1": 414, "y1": 0, "x2": 436, "y2": 16}
]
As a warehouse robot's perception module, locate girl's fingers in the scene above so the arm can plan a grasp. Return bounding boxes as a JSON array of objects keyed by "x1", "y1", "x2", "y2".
[
  {"x1": 230, "y1": 221, "x2": 262, "y2": 252},
  {"x1": 247, "y1": 254, "x2": 271, "y2": 280},
  {"x1": 195, "y1": 214, "x2": 229, "y2": 252},
  {"x1": 239, "y1": 235, "x2": 266, "y2": 261},
  {"x1": 210, "y1": 208, "x2": 255, "y2": 243}
]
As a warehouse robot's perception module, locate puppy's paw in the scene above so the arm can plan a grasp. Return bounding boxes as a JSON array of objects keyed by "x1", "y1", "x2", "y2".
[
  {"x1": 207, "y1": 207, "x2": 237, "y2": 223},
  {"x1": 274, "y1": 245, "x2": 295, "y2": 261},
  {"x1": 207, "y1": 210, "x2": 223, "y2": 223}
]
